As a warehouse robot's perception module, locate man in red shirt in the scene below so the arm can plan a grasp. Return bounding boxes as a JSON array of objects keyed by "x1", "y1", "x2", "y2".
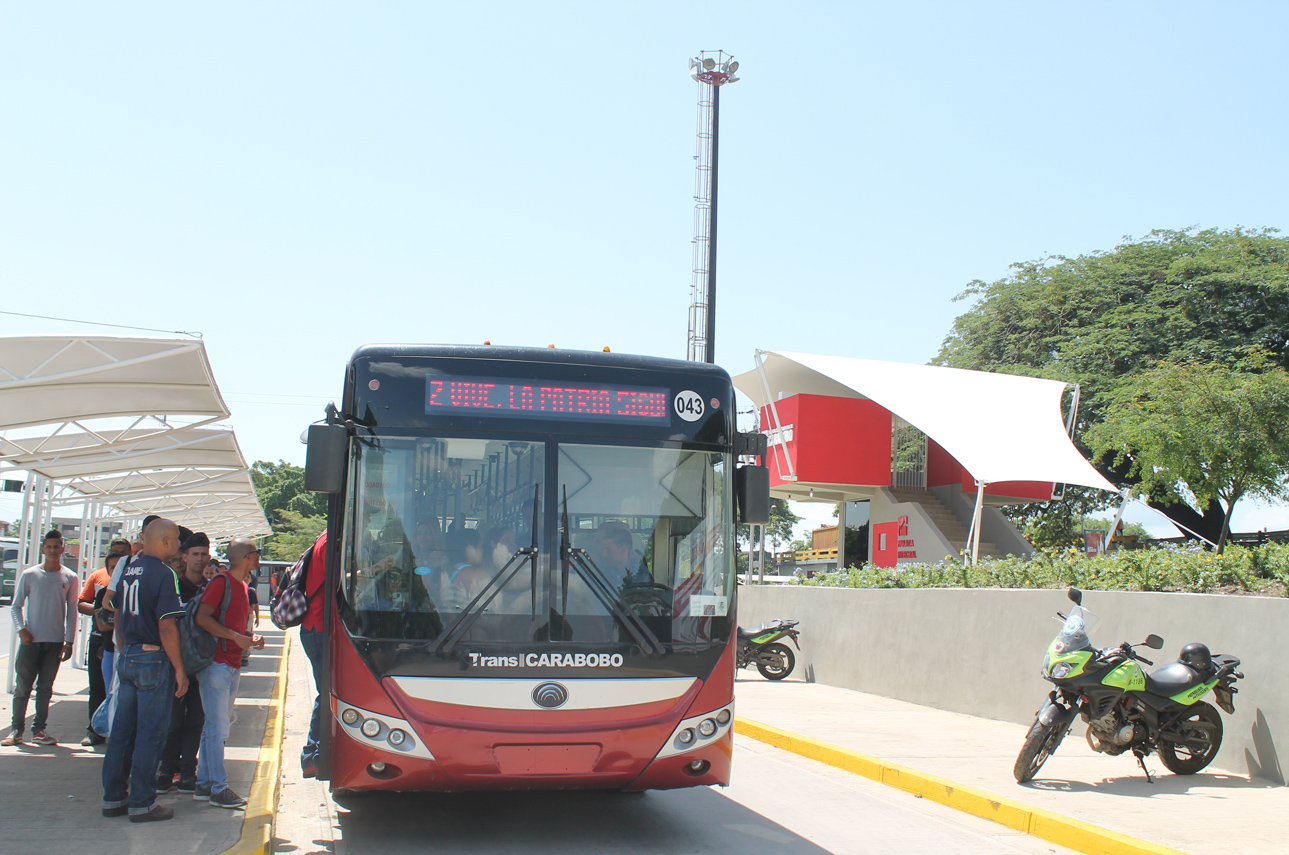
[
  {"x1": 77, "y1": 538, "x2": 131, "y2": 745},
  {"x1": 298, "y1": 531, "x2": 327, "y2": 778},
  {"x1": 192, "y1": 538, "x2": 264, "y2": 809}
]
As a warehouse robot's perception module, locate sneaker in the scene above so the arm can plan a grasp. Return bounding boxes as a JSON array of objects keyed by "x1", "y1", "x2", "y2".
[
  {"x1": 301, "y1": 764, "x2": 318, "y2": 779},
  {"x1": 0, "y1": 732, "x2": 23, "y2": 747},
  {"x1": 209, "y1": 788, "x2": 247, "y2": 810},
  {"x1": 193, "y1": 784, "x2": 212, "y2": 802},
  {"x1": 129, "y1": 805, "x2": 175, "y2": 823},
  {"x1": 176, "y1": 777, "x2": 196, "y2": 793},
  {"x1": 83, "y1": 732, "x2": 107, "y2": 747},
  {"x1": 156, "y1": 773, "x2": 175, "y2": 792},
  {"x1": 30, "y1": 731, "x2": 58, "y2": 746},
  {"x1": 101, "y1": 806, "x2": 129, "y2": 818}
]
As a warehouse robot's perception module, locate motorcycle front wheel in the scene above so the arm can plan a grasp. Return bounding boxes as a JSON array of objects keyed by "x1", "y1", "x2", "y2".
[
  {"x1": 756, "y1": 643, "x2": 795, "y2": 680},
  {"x1": 1159, "y1": 701, "x2": 1223, "y2": 775},
  {"x1": 1014, "y1": 718, "x2": 1059, "y2": 783}
]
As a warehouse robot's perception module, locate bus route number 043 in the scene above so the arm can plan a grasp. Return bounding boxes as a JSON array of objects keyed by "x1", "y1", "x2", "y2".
[{"x1": 674, "y1": 390, "x2": 705, "y2": 422}]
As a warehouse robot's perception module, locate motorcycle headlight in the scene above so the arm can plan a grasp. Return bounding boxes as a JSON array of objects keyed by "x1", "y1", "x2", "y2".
[{"x1": 1050, "y1": 662, "x2": 1073, "y2": 679}]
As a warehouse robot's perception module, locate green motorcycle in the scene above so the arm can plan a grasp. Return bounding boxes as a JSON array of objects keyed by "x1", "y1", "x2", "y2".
[{"x1": 1014, "y1": 587, "x2": 1244, "y2": 784}]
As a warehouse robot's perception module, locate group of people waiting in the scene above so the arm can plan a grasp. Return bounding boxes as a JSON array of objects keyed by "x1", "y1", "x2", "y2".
[{"x1": 4, "y1": 516, "x2": 265, "y2": 823}]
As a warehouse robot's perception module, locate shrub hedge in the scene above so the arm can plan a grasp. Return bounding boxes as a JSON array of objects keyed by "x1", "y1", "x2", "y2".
[{"x1": 792, "y1": 541, "x2": 1289, "y2": 596}]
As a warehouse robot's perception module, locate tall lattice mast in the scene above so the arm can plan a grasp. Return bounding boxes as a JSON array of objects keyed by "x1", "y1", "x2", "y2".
[{"x1": 686, "y1": 51, "x2": 740, "y2": 363}]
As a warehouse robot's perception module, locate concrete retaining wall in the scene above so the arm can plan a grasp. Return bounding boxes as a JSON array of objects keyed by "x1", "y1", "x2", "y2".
[{"x1": 739, "y1": 584, "x2": 1286, "y2": 784}]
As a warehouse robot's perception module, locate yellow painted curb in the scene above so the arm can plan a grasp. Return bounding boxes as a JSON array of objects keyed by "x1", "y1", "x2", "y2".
[
  {"x1": 221, "y1": 637, "x2": 291, "y2": 855},
  {"x1": 735, "y1": 717, "x2": 1189, "y2": 855}
]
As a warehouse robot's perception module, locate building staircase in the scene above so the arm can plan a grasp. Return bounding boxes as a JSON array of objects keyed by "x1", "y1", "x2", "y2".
[{"x1": 887, "y1": 488, "x2": 1007, "y2": 560}]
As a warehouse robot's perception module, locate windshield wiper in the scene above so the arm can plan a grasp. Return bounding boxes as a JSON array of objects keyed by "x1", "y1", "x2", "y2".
[
  {"x1": 436, "y1": 485, "x2": 540, "y2": 656},
  {"x1": 560, "y1": 488, "x2": 664, "y2": 657}
]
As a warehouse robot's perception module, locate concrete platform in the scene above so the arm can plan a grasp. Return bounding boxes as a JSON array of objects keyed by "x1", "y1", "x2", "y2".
[
  {"x1": 734, "y1": 674, "x2": 1287, "y2": 855},
  {"x1": 0, "y1": 629, "x2": 286, "y2": 855}
]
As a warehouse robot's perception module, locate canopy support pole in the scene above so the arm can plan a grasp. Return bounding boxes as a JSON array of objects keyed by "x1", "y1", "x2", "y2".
[
  {"x1": 1102, "y1": 488, "x2": 1132, "y2": 553},
  {"x1": 758, "y1": 525, "x2": 767, "y2": 584},
  {"x1": 754, "y1": 350, "x2": 797, "y2": 482},
  {"x1": 836, "y1": 500, "x2": 847, "y2": 571},
  {"x1": 967, "y1": 480, "x2": 988, "y2": 567}
]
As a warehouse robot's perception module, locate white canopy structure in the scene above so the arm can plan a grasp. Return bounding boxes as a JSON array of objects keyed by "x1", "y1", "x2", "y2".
[
  {"x1": 0, "y1": 338, "x2": 271, "y2": 550},
  {"x1": 733, "y1": 351, "x2": 1117, "y2": 565},
  {"x1": 2, "y1": 335, "x2": 273, "y2": 690},
  {"x1": 0, "y1": 336, "x2": 230, "y2": 447},
  {"x1": 734, "y1": 351, "x2": 1115, "y2": 492}
]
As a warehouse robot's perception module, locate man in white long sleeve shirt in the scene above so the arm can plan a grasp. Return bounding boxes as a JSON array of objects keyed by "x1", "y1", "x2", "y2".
[{"x1": 3, "y1": 529, "x2": 79, "y2": 747}]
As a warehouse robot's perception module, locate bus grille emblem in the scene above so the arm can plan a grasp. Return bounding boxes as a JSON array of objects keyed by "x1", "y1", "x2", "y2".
[{"x1": 532, "y1": 682, "x2": 568, "y2": 709}]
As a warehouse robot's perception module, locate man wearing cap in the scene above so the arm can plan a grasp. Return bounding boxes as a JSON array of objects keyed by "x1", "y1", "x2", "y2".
[
  {"x1": 101, "y1": 518, "x2": 188, "y2": 823},
  {"x1": 156, "y1": 532, "x2": 210, "y2": 793}
]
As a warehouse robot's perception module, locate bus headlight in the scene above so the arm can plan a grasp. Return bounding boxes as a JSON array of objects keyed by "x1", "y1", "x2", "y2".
[
  {"x1": 361, "y1": 719, "x2": 382, "y2": 738},
  {"x1": 341, "y1": 708, "x2": 361, "y2": 726},
  {"x1": 698, "y1": 718, "x2": 718, "y2": 738},
  {"x1": 678, "y1": 728, "x2": 696, "y2": 745},
  {"x1": 716, "y1": 709, "x2": 732, "y2": 726},
  {"x1": 388, "y1": 728, "x2": 407, "y2": 746}
]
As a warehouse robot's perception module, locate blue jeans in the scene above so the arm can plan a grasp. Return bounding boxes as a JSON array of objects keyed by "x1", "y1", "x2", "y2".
[
  {"x1": 299, "y1": 627, "x2": 325, "y2": 770},
  {"x1": 101, "y1": 646, "x2": 176, "y2": 815},
  {"x1": 195, "y1": 662, "x2": 240, "y2": 795}
]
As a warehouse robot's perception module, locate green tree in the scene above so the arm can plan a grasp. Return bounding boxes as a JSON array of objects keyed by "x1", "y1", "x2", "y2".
[
  {"x1": 936, "y1": 227, "x2": 1289, "y2": 542},
  {"x1": 250, "y1": 460, "x2": 329, "y2": 557},
  {"x1": 264, "y1": 510, "x2": 327, "y2": 561},
  {"x1": 250, "y1": 460, "x2": 328, "y2": 526},
  {"x1": 1086, "y1": 360, "x2": 1289, "y2": 552}
]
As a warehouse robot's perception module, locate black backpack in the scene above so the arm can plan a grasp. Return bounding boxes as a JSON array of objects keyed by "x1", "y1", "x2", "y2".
[{"x1": 178, "y1": 573, "x2": 234, "y2": 674}]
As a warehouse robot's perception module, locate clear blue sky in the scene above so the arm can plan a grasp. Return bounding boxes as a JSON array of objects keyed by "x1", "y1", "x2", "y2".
[{"x1": 2, "y1": 2, "x2": 1286, "y2": 537}]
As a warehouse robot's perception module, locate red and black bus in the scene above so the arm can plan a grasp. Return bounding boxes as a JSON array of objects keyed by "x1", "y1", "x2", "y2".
[{"x1": 305, "y1": 345, "x2": 768, "y2": 792}]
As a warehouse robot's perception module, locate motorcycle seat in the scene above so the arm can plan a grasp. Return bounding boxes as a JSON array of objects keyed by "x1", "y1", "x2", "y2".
[
  {"x1": 738, "y1": 621, "x2": 785, "y2": 639},
  {"x1": 1145, "y1": 662, "x2": 1206, "y2": 697}
]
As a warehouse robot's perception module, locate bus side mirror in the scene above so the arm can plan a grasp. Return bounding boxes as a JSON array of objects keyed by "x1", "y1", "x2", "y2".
[
  {"x1": 736, "y1": 465, "x2": 770, "y2": 524},
  {"x1": 305, "y1": 423, "x2": 348, "y2": 493}
]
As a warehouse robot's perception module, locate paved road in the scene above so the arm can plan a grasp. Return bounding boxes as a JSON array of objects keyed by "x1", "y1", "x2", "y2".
[{"x1": 274, "y1": 635, "x2": 1075, "y2": 855}]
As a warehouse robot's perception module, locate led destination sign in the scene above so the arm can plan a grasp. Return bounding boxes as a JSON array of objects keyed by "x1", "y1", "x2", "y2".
[{"x1": 425, "y1": 374, "x2": 669, "y2": 424}]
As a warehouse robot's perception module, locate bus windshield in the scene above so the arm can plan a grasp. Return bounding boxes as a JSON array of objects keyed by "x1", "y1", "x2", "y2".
[{"x1": 341, "y1": 436, "x2": 733, "y2": 649}]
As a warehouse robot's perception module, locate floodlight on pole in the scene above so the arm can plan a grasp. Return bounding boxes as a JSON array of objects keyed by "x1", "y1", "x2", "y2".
[{"x1": 686, "y1": 50, "x2": 740, "y2": 364}]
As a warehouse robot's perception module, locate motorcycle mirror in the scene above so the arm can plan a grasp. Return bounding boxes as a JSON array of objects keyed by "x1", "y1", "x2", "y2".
[
  {"x1": 1145, "y1": 634, "x2": 1164, "y2": 650},
  {"x1": 1067, "y1": 587, "x2": 1082, "y2": 606}
]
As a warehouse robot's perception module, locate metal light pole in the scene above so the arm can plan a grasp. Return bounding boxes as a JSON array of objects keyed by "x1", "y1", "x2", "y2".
[{"x1": 687, "y1": 52, "x2": 740, "y2": 364}]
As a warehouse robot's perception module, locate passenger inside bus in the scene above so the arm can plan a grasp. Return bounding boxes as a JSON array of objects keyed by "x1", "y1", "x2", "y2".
[
  {"x1": 438, "y1": 526, "x2": 489, "y2": 611},
  {"x1": 412, "y1": 515, "x2": 449, "y2": 606}
]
